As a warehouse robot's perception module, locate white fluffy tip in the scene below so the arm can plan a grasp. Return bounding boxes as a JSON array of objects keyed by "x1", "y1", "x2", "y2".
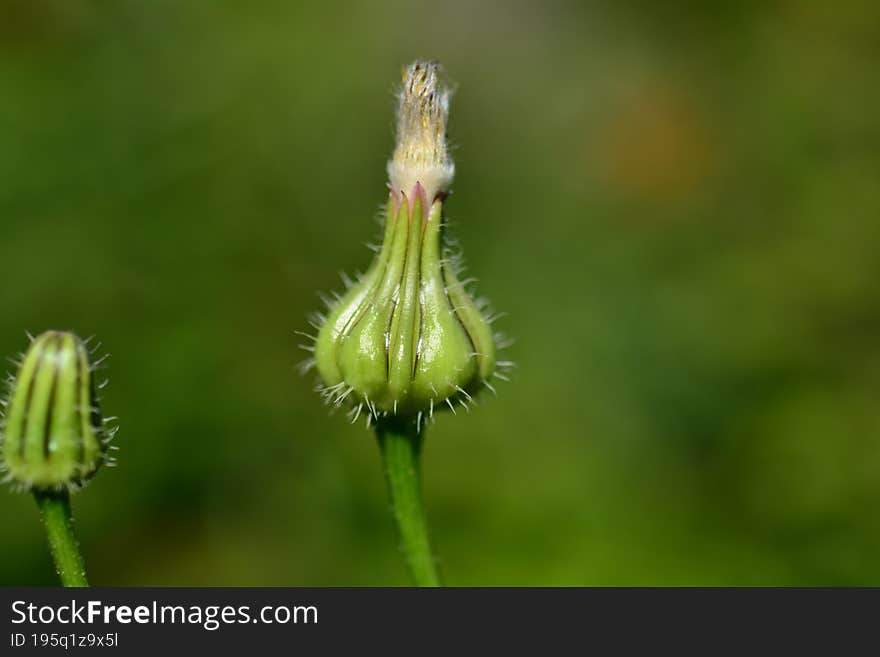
[{"x1": 388, "y1": 60, "x2": 454, "y2": 203}]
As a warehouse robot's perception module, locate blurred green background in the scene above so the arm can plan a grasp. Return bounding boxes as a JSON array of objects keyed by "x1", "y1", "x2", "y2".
[{"x1": 1, "y1": 0, "x2": 878, "y2": 585}]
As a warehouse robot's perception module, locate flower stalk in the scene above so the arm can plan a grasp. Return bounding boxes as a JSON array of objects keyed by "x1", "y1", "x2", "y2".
[
  {"x1": 34, "y1": 490, "x2": 89, "y2": 587},
  {"x1": 376, "y1": 418, "x2": 441, "y2": 586}
]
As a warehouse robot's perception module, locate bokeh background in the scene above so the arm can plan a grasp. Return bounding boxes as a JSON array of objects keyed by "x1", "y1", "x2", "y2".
[{"x1": 1, "y1": 0, "x2": 878, "y2": 585}]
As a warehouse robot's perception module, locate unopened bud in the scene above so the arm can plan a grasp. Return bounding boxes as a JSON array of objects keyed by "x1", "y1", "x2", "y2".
[
  {"x1": 310, "y1": 61, "x2": 502, "y2": 428},
  {"x1": 1, "y1": 331, "x2": 114, "y2": 491}
]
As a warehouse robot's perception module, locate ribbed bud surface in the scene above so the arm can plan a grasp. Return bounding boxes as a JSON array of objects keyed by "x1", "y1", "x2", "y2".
[
  {"x1": 315, "y1": 190, "x2": 495, "y2": 421},
  {"x1": 1, "y1": 331, "x2": 109, "y2": 491}
]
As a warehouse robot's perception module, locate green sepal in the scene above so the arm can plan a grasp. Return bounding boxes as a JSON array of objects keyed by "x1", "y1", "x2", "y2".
[{"x1": 312, "y1": 191, "x2": 498, "y2": 421}]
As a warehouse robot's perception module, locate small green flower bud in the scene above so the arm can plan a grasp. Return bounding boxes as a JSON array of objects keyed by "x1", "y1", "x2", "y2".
[
  {"x1": 310, "y1": 61, "x2": 504, "y2": 426},
  {"x1": 1, "y1": 331, "x2": 114, "y2": 492}
]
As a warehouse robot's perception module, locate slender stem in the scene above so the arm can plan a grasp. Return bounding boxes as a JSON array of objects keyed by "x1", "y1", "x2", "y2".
[
  {"x1": 376, "y1": 418, "x2": 441, "y2": 586},
  {"x1": 33, "y1": 491, "x2": 89, "y2": 587}
]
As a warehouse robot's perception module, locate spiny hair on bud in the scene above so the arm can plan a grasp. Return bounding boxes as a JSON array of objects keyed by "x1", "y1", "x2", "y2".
[{"x1": 310, "y1": 363, "x2": 497, "y2": 433}]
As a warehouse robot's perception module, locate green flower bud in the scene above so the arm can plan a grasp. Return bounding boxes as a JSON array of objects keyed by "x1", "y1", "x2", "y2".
[
  {"x1": 309, "y1": 61, "x2": 505, "y2": 427},
  {"x1": 1, "y1": 331, "x2": 115, "y2": 492}
]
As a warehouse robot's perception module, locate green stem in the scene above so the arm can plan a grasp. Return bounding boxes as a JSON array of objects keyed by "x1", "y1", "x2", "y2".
[
  {"x1": 33, "y1": 491, "x2": 89, "y2": 587},
  {"x1": 376, "y1": 419, "x2": 441, "y2": 587}
]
